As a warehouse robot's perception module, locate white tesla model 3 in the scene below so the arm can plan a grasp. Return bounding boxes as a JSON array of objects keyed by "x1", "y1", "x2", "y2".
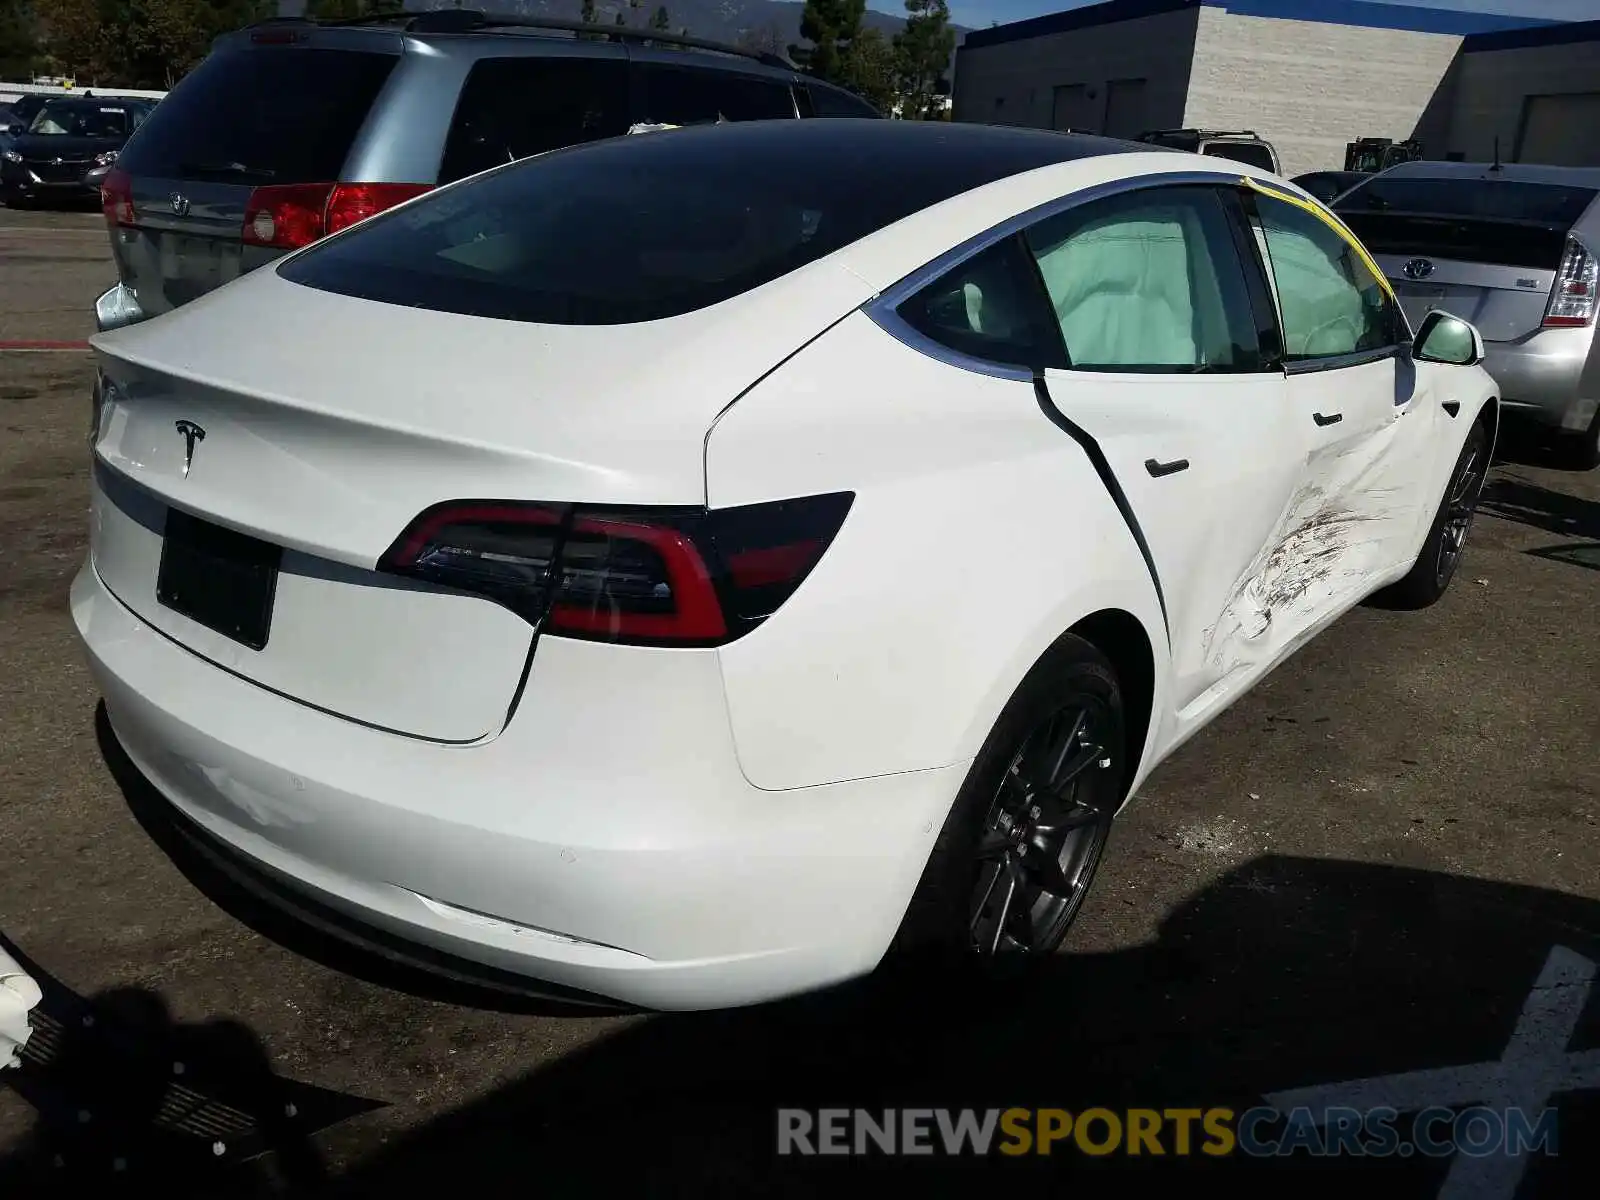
[{"x1": 74, "y1": 120, "x2": 1498, "y2": 1011}]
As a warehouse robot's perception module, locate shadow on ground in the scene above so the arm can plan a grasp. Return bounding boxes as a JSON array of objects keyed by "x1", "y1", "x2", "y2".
[{"x1": 2, "y1": 714, "x2": 1597, "y2": 1197}]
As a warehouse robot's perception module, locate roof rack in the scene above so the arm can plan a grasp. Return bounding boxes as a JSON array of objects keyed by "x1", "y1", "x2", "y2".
[
  {"x1": 1140, "y1": 128, "x2": 1262, "y2": 140},
  {"x1": 250, "y1": 10, "x2": 794, "y2": 70}
]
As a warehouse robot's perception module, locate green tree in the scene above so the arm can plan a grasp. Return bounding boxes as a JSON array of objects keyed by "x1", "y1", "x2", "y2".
[
  {"x1": 34, "y1": 0, "x2": 272, "y2": 88},
  {"x1": 303, "y1": 0, "x2": 401, "y2": 18},
  {"x1": 838, "y1": 25, "x2": 896, "y2": 114},
  {"x1": 789, "y1": 0, "x2": 864, "y2": 84},
  {"x1": 649, "y1": 4, "x2": 667, "y2": 31},
  {"x1": 0, "y1": 0, "x2": 40, "y2": 79},
  {"x1": 613, "y1": 11, "x2": 623, "y2": 23},
  {"x1": 893, "y1": 0, "x2": 954, "y2": 120}
]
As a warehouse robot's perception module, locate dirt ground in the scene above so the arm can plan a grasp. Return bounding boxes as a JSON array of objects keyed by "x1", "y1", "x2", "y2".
[{"x1": 1, "y1": 208, "x2": 1598, "y2": 1198}]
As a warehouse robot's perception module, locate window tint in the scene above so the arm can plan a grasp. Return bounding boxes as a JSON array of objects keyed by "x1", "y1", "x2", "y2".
[
  {"x1": 1203, "y1": 141, "x2": 1275, "y2": 172},
  {"x1": 117, "y1": 48, "x2": 396, "y2": 183},
  {"x1": 896, "y1": 237, "x2": 1064, "y2": 370},
  {"x1": 1254, "y1": 192, "x2": 1397, "y2": 362},
  {"x1": 807, "y1": 84, "x2": 880, "y2": 118},
  {"x1": 638, "y1": 64, "x2": 796, "y2": 125},
  {"x1": 281, "y1": 121, "x2": 1048, "y2": 325},
  {"x1": 1337, "y1": 177, "x2": 1597, "y2": 226},
  {"x1": 439, "y1": 56, "x2": 630, "y2": 185},
  {"x1": 1024, "y1": 187, "x2": 1263, "y2": 372}
]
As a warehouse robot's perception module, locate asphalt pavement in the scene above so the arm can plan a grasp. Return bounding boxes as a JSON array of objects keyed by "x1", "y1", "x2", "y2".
[{"x1": 1, "y1": 207, "x2": 1598, "y2": 1198}]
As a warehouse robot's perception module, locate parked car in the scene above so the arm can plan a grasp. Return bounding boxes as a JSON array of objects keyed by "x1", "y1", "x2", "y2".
[
  {"x1": 76, "y1": 120, "x2": 1497, "y2": 1010},
  {"x1": 1, "y1": 97, "x2": 153, "y2": 208},
  {"x1": 1335, "y1": 161, "x2": 1600, "y2": 467},
  {"x1": 1291, "y1": 170, "x2": 1368, "y2": 205},
  {"x1": 93, "y1": 9, "x2": 881, "y2": 330},
  {"x1": 1135, "y1": 127, "x2": 1280, "y2": 174}
]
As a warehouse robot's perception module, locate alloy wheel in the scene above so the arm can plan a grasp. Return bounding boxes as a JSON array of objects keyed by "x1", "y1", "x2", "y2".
[
  {"x1": 1435, "y1": 437, "x2": 1485, "y2": 587},
  {"x1": 968, "y1": 699, "x2": 1116, "y2": 954}
]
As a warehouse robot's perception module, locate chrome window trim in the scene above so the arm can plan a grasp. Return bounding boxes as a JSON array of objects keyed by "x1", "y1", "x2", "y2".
[
  {"x1": 863, "y1": 169, "x2": 1258, "y2": 379},
  {"x1": 1283, "y1": 345, "x2": 1402, "y2": 375}
]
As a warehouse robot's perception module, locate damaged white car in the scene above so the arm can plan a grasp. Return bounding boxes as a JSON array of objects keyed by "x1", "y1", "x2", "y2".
[{"x1": 74, "y1": 120, "x2": 1496, "y2": 1010}]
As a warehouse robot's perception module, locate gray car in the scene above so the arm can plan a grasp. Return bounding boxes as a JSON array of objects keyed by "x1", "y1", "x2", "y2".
[
  {"x1": 94, "y1": 9, "x2": 880, "y2": 332},
  {"x1": 1336, "y1": 161, "x2": 1600, "y2": 467}
]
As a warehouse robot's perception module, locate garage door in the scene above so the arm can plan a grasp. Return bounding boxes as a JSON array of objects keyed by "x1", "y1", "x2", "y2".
[{"x1": 1518, "y1": 93, "x2": 1600, "y2": 167}]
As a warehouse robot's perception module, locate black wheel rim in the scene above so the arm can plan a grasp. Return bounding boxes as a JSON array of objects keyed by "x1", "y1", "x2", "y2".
[
  {"x1": 1435, "y1": 437, "x2": 1484, "y2": 587},
  {"x1": 969, "y1": 699, "x2": 1115, "y2": 955}
]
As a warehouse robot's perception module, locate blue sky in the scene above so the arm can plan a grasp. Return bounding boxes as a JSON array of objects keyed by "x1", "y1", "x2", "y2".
[{"x1": 898, "y1": 0, "x2": 1600, "y2": 34}]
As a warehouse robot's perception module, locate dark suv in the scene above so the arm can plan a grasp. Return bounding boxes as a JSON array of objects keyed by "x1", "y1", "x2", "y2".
[{"x1": 95, "y1": 10, "x2": 881, "y2": 330}]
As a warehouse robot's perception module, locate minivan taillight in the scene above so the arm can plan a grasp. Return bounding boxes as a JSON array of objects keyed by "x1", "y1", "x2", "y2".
[
  {"x1": 100, "y1": 167, "x2": 136, "y2": 228},
  {"x1": 1545, "y1": 237, "x2": 1598, "y2": 328},
  {"x1": 378, "y1": 494, "x2": 855, "y2": 647},
  {"x1": 242, "y1": 181, "x2": 431, "y2": 250}
]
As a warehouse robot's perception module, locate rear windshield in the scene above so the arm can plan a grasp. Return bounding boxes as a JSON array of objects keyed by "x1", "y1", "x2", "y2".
[
  {"x1": 1203, "y1": 141, "x2": 1275, "y2": 171},
  {"x1": 279, "y1": 121, "x2": 1093, "y2": 325},
  {"x1": 1337, "y1": 177, "x2": 1597, "y2": 226},
  {"x1": 117, "y1": 47, "x2": 397, "y2": 183}
]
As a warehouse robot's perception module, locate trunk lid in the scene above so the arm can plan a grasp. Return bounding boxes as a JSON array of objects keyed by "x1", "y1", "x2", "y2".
[
  {"x1": 89, "y1": 256, "x2": 871, "y2": 740},
  {"x1": 110, "y1": 37, "x2": 403, "y2": 316}
]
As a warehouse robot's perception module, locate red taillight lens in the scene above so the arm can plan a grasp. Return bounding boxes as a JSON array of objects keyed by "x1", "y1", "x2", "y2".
[
  {"x1": 378, "y1": 493, "x2": 854, "y2": 647},
  {"x1": 242, "y1": 181, "x2": 431, "y2": 250},
  {"x1": 100, "y1": 167, "x2": 136, "y2": 228},
  {"x1": 1544, "y1": 236, "x2": 1598, "y2": 329}
]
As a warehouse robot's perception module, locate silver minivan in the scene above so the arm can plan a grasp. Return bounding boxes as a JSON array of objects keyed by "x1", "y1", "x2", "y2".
[
  {"x1": 93, "y1": 10, "x2": 881, "y2": 333},
  {"x1": 1337, "y1": 162, "x2": 1600, "y2": 467}
]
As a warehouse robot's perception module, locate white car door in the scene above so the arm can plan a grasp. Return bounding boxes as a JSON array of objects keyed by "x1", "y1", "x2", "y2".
[
  {"x1": 1245, "y1": 183, "x2": 1437, "y2": 608},
  {"x1": 1025, "y1": 183, "x2": 1313, "y2": 751}
]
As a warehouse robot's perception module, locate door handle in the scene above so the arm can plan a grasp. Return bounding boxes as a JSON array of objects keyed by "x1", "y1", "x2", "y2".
[
  {"x1": 1442, "y1": 400, "x2": 1461, "y2": 418},
  {"x1": 1144, "y1": 457, "x2": 1190, "y2": 478},
  {"x1": 1313, "y1": 411, "x2": 1343, "y2": 427}
]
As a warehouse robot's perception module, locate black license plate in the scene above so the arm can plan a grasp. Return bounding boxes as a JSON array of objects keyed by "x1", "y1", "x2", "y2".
[{"x1": 157, "y1": 510, "x2": 281, "y2": 651}]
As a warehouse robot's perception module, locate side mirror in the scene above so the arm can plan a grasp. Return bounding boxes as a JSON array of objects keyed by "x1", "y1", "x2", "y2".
[
  {"x1": 1412, "y1": 309, "x2": 1484, "y2": 367},
  {"x1": 94, "y1": 281, "x2": 145, "y2": 333}
]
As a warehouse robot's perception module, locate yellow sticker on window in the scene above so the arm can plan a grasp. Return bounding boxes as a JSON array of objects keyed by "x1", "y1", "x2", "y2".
[{"x1": 1241, "y1": 176, "x2": 1397, "y2": 303}]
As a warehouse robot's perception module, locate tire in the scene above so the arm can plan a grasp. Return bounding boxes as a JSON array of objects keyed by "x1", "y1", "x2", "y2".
[
  {"x1": 0, "y1": 189, "x2": 27, "y2": 210},
  {"x1": 888, "y1": 634, "x2": 1126, "y2": 967},
  {"x1": 1568, "y1": 409, "x2": 1600, "y2": 472},
  {"x1": 1374, "y1": 419, "x2": 1490, "y2": 610}
]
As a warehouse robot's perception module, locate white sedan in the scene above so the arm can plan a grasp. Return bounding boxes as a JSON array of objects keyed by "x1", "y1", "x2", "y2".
[{"x1": 73, "y1": 120, "x2": 1496, "y2": 1010}]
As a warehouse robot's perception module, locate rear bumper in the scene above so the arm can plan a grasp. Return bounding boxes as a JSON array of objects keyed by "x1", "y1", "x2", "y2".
[
  {"x1": 72, "y1": 560, "x2": 965, "y2": 1011},
  {"x1": 1481, "y1": 325, "x2": 1598, "y2": 433}
]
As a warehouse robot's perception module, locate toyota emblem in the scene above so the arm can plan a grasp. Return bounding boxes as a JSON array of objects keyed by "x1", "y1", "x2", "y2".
[
  {"x1": 1403, "y1": 258, "x2": 1435, "y2": 281},
  {"x1": 170, "y1": 191, "x2": 190, "y2": 216}
]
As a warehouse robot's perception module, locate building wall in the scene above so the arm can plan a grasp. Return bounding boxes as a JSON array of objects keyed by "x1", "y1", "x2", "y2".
[
  {"x1": 1184, "y1": 7, "x2": 1462, "y2": 176},
  {"x1": 952, "y1": 8, "x2": 1200, "y2": 135},
  {"x1": 1440, "y1": 40, "x2": 1600, "y2": 165}
]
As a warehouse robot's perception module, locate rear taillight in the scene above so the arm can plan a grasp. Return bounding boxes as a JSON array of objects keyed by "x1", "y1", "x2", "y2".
[
  {"x1": 100, "y1": 167, "x2": 135, "y2": 228},
  {"x1": 378, "y1": 494, "x2": 855, "y2": 647},
  {"x1": 241, "y1": 181, "x2": 431, "y2": 250},
  {"x1": 1545, "y1": 237, "x2": 1598, "y2": 329}
]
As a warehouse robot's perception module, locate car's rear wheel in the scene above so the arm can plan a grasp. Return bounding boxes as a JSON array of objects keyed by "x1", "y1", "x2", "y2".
[
  {"x1": 1374, "y1": 419, "x2": 1489, "y2": 609},
  {"x1": 890, "y1": 635, "x2": 1125, "y2": 963}
]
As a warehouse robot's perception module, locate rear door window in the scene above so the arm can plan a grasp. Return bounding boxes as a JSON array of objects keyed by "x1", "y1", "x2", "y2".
[
  {"x1": 637, "y1": 64, "x2": 796, "y2": 125},
  {"x1": 116, "y1": 47, "x2": 397, "y2": 183},
  {"x1": 438, "y1": 55, "x2": 631, "y2": 185}
]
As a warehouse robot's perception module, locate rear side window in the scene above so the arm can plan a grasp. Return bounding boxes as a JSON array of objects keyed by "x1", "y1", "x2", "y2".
[
  {"x1": 806, "y1": 84, "x2": 880, "y2": 118},
  {"x1": 896, "y1": 237, "x2": 1065, "y2": 370},
  {"x1": 1203, "y1": 141, "x2": 1275, "y2": 172},
  {"x1": 638, "y1": 64, "x2": 796, "y2": 124},
  {"x1": 118, "y1": 47, "x2": 396, "y2": 183},
  {"x1": 439, "y1": 56, "x2": 631, "y2": 185}
]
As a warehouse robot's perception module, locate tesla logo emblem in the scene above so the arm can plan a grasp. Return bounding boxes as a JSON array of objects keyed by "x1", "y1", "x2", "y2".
[
  {"x1": 169, "y1": 192, "x2": 190, "y2": 216},
  {"x1": 1403, "y1": 258, "x2": 1435, "y2": 281},
  {"x1": 51, "y1": 156, "x2": 63, "y2": 166},
  {"x1": 174, "y1": 419, "x2": 205, "y2": 477}
]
